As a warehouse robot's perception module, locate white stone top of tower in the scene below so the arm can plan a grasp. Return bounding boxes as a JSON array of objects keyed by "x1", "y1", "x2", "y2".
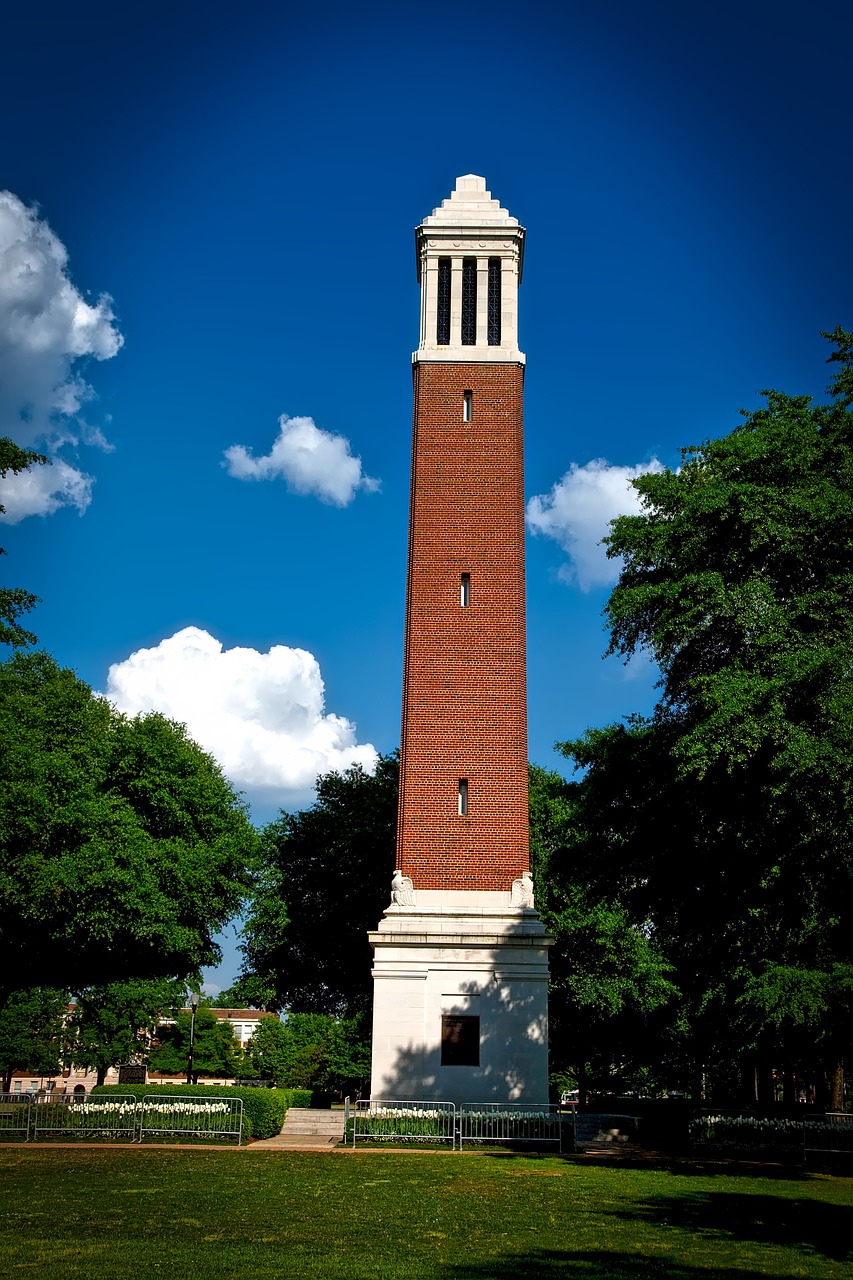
[
  {"x1": 421, "y1": 175, "x2": 521, "y2": 229},
  {"x1": 414, "y1": 176, "x2": 525, "y2": 365}
]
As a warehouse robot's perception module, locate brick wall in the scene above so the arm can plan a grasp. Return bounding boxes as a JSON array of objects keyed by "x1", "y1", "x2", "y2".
[{"x1": 397, "y1": 361, "x2": 529, "y2": 891}]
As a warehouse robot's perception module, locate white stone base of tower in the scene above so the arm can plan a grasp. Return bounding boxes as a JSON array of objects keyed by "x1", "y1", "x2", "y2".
[{"x1": 369, "y1": 889, "x2": 552, "y2": 1104}]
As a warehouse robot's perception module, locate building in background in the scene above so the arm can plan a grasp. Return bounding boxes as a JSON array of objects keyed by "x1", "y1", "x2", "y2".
[{"x1": 8, "y1": 1006, "x2": 276, "y2": 1095}]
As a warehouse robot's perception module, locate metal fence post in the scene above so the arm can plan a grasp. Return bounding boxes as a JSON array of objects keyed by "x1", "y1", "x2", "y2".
[{"x1": 0, "y1": 1093, "x2": 33, "y2": 1143}]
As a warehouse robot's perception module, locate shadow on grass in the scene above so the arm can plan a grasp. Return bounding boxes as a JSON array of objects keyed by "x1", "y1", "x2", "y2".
[
  {"x1": 438, "y1": 1250, "x2": 796, "y2": 1279},
  {"x1": 477, "y1": 1149, "x2": 826, "y2": 1182},
  {"x1": 606, "y1": 1191, "x2": 853, "y2": 1265}
]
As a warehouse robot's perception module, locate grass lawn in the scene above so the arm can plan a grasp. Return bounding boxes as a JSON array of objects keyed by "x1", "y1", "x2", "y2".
[{"x1": 0, "y1": 1148, "x2": 851, "y2": 1279}]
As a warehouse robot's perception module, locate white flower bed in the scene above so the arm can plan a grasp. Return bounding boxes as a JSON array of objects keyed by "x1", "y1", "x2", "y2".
[
  {"x1": 23, "y1": 1095, "x2": 243, "y2": 1143},
  {"x1": 351, "y1": 1102, "x2": 565, "y2": 1149},
  {"x1": 691, "y1": 1112, "x2": 853, "y2": 1153}
]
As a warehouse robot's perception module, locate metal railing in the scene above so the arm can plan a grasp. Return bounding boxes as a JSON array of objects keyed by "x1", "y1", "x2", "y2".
[
  {"x1": 804, "y1": 1112, "x2": 853, "y2": 1155},
  {"x1": 573, "y1": 1112, "x2": 640, "y2": 1152},
  {"x1": 31, "y1": 1094, "x2": 139, "y2": 1141},
  {"x1": 352, "y1": 1100, "x2": 565, "y2": 1150},
  {"x1": 458, "y1": 1103, "x2": 566, "y2": 1150},
  {"x1": 0, "y1": 1093, "x2": 33, "y2": 1140},
  {"x1": 138, "y1": 1094, "x2": 244, "y2": 1145},
  {"x1": 0, "y1": 1093, "x2": 244, "y2": 1144},
  {"x1": 352, "y1": 1100, "x2": 457, "y2": 1147},
  {"x1": 691, "y1": 1108, "x2": 845, "y2": 1156}
]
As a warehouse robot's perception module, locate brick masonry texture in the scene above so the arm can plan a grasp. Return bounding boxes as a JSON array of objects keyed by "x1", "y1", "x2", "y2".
[{"x1": 397, "y1": 361, "x2": 529, "y2": 891}]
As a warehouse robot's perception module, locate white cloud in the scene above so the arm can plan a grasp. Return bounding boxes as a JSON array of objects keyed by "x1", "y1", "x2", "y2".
[
  {"x1": 0, "y1": 191, "x2": 122, "y2": 438},
  {"x1": 105, "y1": 627, "x2": 379, "y2": 805},
  {"x1": 526, "y1": 458, "x2": 664, "y2": 591},
  {"x1": 0, "y1": 190, "x2": 123, "y2": 519},
  {"x1": 0, "y1": 455, "x2": 93, "y2": 522},
  {"x1": 223, "y1": 414, "x2": 380, "y2": 507}
]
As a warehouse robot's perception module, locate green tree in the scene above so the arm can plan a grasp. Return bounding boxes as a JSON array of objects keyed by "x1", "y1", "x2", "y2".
[
  {"x1": 0, "y1": 439, "x2": 47, "y2": 648},
  {"x1": 737, "y1": 962, "x2": 853, "y2": 1105},
  {"x1": 241, "y1": 1015, "x2": 291, "y2": 1083},
  {"x1": 247, "y1": 1012, "x2": 330, "y2": 1088},
  {"x1": 0, "y1": 651, "x2": 259, "y2": 1009},
  {"x1": 0, "y1": 987, "x2": 67, "y2": 1092},
  {"x1": 148, "y1": 1006, "x2": 241, "y2": 1083},
  {"x1": 67, "y1": 978, "x2": 186, "y2": 1086},
  {"x1": 239, "y1": 753, "x2": 398, "y2": 1016},
  {"x1": 322, "y1": 1012, "x2": 372, "y2": 1098},
  {"x1": 245, "y1": 1011, "x2": 370, "y2": 1096},
  {"x1": 529, "y1": 765, "x2": 678, "y2": 1098},
  {"x1": 214, "y1": 975, "x2": 277, "y2": 1011},
  {"x1": 558, "y1": 329, "x2": 853, "y2": 1106}
]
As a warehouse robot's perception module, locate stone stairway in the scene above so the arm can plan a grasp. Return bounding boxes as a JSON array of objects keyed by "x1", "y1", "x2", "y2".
[
  {"x1": 249, "y1": 1107, "x2": 347, "y2": 1149},
  {"x1": 282, "y1": 1108, "x2": 346, "y2": 1139}
]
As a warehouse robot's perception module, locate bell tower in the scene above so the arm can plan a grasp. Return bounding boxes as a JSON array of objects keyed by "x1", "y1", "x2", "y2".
[{"x1": 369, "y1": 177, "x2": 551, "y2": 1104}]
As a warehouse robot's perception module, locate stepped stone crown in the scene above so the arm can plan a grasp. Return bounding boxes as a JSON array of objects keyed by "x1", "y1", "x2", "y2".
[
  {"x1": 420, "y1": 174, "x2": 522, "y2": 233},
  {"x1": 414, "y1": 175, "x2": 525, "y2": 364}
]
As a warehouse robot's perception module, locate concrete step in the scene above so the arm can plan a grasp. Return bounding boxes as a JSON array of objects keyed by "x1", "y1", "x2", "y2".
[
  {"x1": 282, "y1": 1124, "x2": 344, "y2": 1135},
  {"x1": 251, "y1": 1133, "x2": 343, "y2": 1149},
  {"x1": 281, "y1": 1108, "x2": 346, "y2": 1138}
]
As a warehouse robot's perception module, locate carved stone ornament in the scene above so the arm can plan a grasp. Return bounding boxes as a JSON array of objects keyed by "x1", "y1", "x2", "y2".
[
  {"x1": 391, "y1": 868, "x2": 416, "y2": 907},
  {"x1": 510, "y1": 869, "x2": 535, "y2": 909}
]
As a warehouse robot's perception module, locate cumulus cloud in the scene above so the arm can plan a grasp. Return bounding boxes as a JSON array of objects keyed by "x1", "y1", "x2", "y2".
[
  {"x1": 0, "y1": 455, "x2": 93, "y2": 523},
  {"x1": 223, "y1": 414, "x2": 380, "y2": 507},
  {"x1": 105, "y1": 627, "x2": 378, "y2": 803},
  {"x1": 526, "y1": 458, "x2": 664, "y2": 591},
  {"x1": 0, "y1": 190, "x2": 123, "y2": 520}
]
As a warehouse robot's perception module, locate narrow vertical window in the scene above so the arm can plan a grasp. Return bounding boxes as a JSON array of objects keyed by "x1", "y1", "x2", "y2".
[
  {"x1": 461, "y1": 258, "x2": 477, "y2": 345},
  {"x1": 460, "y1": 573, "x2": 470, "y2": 607},
  {"x1": 463, "y1": 390, "x2": 473, "y2": 422},
  {"x1": 458, "y1": 778, "x2": 469, "y2": 816},
  {"x1": 437, "y1": 258, "x2": 451, "y2": 345},
  {"x1": 487, "y1": 258, "x2": 501, "y2": 346}
]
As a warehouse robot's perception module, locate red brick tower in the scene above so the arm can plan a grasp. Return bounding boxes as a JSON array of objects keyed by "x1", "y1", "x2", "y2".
[
  {"x1": 398, "y1": 355, "x2": 528, "y2": 892},
  {"x1": 370, "y1": 177, "x2": 550, "y2": 1104}
]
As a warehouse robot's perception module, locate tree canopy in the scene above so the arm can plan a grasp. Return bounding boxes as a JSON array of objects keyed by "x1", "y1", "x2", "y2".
[
  {"x1": 0, "y1": 987, "x2": 66, "y2": 1092},
  {"x1": 67, "y1": 978, "x2": 186, "y2": 1086},
  {"x1": 529, "y1": 764, "x2": 678, "y2": 1097},
  {"x1": 238, "y1": 753, "x2": 398, "y2": 1016},
  {"x1": 0, "y1": 650, "x2": 259, "y2": 1008},
  {"x1": 604, "y1": 328, "x2": 853, "y2": 788},
  {"x1": 148, "y1": 1005, "x2": 241, "y2": 1082},
  {"x1": 244, "y1": 1011, "x2": 370, "y2": 1097},
  {"x1": 556, "y1": 329, "x2": 853, "y2": 1104}
]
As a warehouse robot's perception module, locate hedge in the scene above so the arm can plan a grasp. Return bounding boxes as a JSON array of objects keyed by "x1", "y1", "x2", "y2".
[{"x1": 92, "y1": 1084, "x2": 312, "y2": 1141}]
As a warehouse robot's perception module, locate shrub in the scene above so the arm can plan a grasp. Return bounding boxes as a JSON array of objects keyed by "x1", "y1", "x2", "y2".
[{"x1": 92, "y1": 1084, "x2": 312, "y2": 1141}]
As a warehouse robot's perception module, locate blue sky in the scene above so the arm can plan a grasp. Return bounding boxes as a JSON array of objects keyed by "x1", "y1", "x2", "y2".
[{"x1": 2, "y1": 0, "x2": 851, "y2": 990}]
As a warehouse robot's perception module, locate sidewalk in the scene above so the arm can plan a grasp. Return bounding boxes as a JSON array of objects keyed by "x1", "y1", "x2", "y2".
[{"x1": 249, "y1": 1134, "x2": 345, "y2": 1150}]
